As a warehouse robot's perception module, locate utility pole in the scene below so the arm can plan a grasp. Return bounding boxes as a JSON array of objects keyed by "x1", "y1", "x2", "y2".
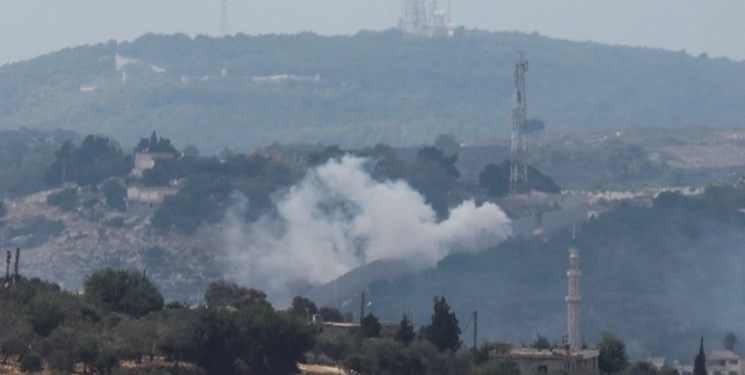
[
  {"x1": 5, "y1": 250, "x2": 10, "y2": 280},
  {"x1": 447, "y1": 0, "x2": 455, "y2": 36},
  {"x1": 473, "y1": 310, "x2": 478, "y2": 349},
  {"x1": 360, "y1": 292, "x2": 366, "y2": 322},
  {"x1": 13, "y1": 248, "x2": 20, "y2": 285},
  {"x1": 448, "y1": 0, "x2": 452, "y2": 25},
  {"x1": 509, "y1": 52, "x2": 529, "y2": 195},
  {"x1": 61, "y1": 157, "x2": 66, "y2": 183}
]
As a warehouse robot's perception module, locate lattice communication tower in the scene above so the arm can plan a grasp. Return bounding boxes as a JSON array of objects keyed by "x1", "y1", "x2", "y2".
[
  {"x1": 399, "y1": 0, "x2": 451, "y2": 37},
  {"x1": 399, "y1": 0, "x2": 428, "y2": 36},
  {"x1": 509, "y1": 52, "x2": 529, "y2": 195}
]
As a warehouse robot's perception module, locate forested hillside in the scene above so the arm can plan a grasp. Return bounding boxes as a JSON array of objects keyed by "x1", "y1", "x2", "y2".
[
  {"x1": 366, "y1": 184, "x2": 745, "y2": 361},
  {"x1": 1, "y1": 30, "x2": 744, "y2": 153}
]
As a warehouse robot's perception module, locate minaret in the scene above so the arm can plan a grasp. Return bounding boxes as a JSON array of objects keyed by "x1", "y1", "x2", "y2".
[{"x1": 566, "y1": 228, "x2": 581, "y2": 351}]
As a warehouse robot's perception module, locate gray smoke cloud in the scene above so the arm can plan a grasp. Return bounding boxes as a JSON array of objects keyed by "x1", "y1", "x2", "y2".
[{"x1": 223, "y1": 155, "x2": 512, "y2": 299}]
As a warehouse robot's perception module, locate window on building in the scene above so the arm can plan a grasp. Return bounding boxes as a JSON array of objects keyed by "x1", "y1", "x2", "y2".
[{"x1": 538, "y1": 365, "x2": 548, "y2": 374}]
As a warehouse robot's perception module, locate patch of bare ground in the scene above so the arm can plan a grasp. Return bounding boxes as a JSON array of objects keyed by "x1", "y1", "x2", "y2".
[
  {"x1": 120, "y1": 358, "x2": 206, "y2": 375},
  {"x1": 0, "y1": 358, "x2": 22, "y2": 375},
  {"x1": 0, "y1": 186, "x2": 227, "y2": 302},
  {"x1": 298, "y1": 363, "x2": 354, "y2": 374}
]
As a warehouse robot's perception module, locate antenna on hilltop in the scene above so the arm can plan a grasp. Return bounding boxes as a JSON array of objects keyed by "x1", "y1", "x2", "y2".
[
  {"x1": 509, "y1": 52, "x2": 529, "y2": 195},
  {"x1": 448, "y1": 0, "x2": 452, "y2": 26},
  {"x1": 220, "y1": 0, "x2": 230, "y2": 37}
]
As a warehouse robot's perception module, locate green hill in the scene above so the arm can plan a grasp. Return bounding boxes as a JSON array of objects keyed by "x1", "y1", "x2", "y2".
[{"x1": 1, "y1": 30, "x2": 745, "y2": 153}]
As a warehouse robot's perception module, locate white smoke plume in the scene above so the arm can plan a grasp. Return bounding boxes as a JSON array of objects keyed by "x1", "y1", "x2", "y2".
[{"x1": 224, "y1": 155, "x2": 512, "y2": 299}]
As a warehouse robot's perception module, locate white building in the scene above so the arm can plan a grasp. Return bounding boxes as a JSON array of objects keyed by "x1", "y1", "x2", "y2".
[{"x1": 708, "y1": 350, "x2": 743, "y2": 375}]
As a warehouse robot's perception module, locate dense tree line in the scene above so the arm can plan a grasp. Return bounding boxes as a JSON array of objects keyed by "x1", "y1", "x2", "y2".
[
  {"x1": 44, "y1": 135, "x2": 131, "y2": 187},
  {"x1": 135, "y1": 131, "x2": 178, "y2": 155},
  {"x1": 12, "y1": 129, "x2": 562, "y2": 237},
  {"x1": 0, "y1": 270, "x2": 313, "y2": 375},
  {"x1": 478, "y1": 160, "x2": 561, "y2": 197},
  {"x1": 306, "y1": 294, "x2": 648, "y2": 375},
  {"x1": 149, "y1": 153, "x2": 300, "y2": 234},
  {"x1": 148, "y1": 135, "x2": 563, "y2": 233},
  {"x1": 0, "y1": 129, "x2": 78, "y2": 198},
  {"x1": 0, "y1": 262, "x2": 701, "y2": 375},
  {"x1": 306, "y1": 139, "x2": 559, "y2": 220},
  {"x1": 0, "y1": 269, "x2": 521, "y2": 375}
]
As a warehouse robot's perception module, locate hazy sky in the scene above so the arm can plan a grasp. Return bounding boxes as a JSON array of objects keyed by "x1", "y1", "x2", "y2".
[{"x1": 2, "y1": 0, "x2": 744, "y2": 65}]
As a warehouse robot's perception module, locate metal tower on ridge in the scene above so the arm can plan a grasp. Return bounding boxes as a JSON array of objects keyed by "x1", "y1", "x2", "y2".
[
  {"x1": 509, "y1": 52, "x2": 529, "y2": 195},
  {"x1": 400, "y1": 0, "x2": 428, "y2": 36},
  {"x1": 566, "y1": 228, "x2": 582, "y2": 351}
]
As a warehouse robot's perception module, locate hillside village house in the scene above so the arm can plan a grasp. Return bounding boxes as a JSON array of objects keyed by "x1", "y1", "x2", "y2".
[
  {"x1": 490, "y1": 345, "x2": 600, "y2": 375},
  {"x1": 127, "y1": 152, "x2": 179, "y2": 205},
  {"x1": 659, "y1": 350, "x2": 743, "y2": 375}
]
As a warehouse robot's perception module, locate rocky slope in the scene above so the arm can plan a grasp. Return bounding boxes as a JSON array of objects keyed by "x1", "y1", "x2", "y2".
[{"x1": 1, "y1": 186, "x2": 227, "y2": 302}]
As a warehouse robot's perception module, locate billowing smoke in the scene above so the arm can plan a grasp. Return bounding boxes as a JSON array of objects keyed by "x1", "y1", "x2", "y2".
[{"x1": 223, "y1": 155, "x2": 511, "y2": 299}]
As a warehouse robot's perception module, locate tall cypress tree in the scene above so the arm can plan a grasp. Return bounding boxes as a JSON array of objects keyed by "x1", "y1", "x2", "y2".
[
  {"x1": 694, "y1": 336, "x2": 706, "y2": 375},
  {"x1": 394, "y1": 313, "x2": 416, "y2": 345},
  {"x1": 422, "y1": 296, "x2": 461, "y2": 351}
]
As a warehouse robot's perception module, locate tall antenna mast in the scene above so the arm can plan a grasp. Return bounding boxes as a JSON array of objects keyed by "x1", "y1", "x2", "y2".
[
  {"x1": 400, "y1": 0, "x2": 429, "y2": 36},
  {"x1": 509, "y1": 52, "x2": 529, "y2": 195},
  {"x1": 448, "y1": 0, "x2": 453, "y2": 26},
  {"x1": 220, "y1": 0, "x2": 230, "y2": 37},
  {"x1": 446, "y1": 0, "x2": 455, "y2": 36}
]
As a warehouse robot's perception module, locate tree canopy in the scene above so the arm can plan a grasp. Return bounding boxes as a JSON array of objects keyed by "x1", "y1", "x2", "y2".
[
  {"x1": 360, "y1": 313, "x2": 382, "y2": 338},
  {"x1": 724, "y1": 332, "x2": 737, "y2": 351},
  {"x1": 598, "y1": 331, "x2": 629, "y2": 374},
  {"x1": 479, "y1": 160, "x2": 561, "y2": 197},
  {"x1": 422, "y1": 296, "x2": 461, "y2": 352},
  {"x1": 531, "y1": 334, "x2": 551, "y2": 350},
  {"x1": 395, "y1": 314, "x2": 416, "y2": 345},
  {"x1": 83, "y1": 268, "x2": 164, "y2": 318},
  {"x1": 44, "y1": 135, "x2": 130, "y2": 187},
  {"x1": 1, "y1": 272, "x2": 316, "y2": 375},
  {"x1": 204, "y1": 279, "x2": 270, "y2": 309},
  {"x1": 135, "y1": 131, "x2": 178, "y2": 155}
]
